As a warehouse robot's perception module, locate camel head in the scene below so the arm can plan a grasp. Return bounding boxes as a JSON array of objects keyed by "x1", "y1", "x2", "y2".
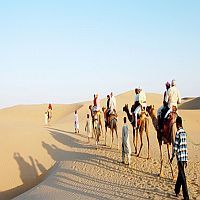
[
  {"x1": 123, "y1": 104, "x2": 129, "y2": 112},
  {"x1": 102, "y1": 106, "x2": 106, "y2": 112},
  {"x1": 146, "y1": 105, "x2": 155, "y2": 116},
  {"x1": 89, "y1": 105, "x2": 92, "y2": 110}
]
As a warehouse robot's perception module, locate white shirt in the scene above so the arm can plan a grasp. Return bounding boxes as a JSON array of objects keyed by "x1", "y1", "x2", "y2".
[
  {"x1": 96, "y1": 98, "x2": 101, "y2": 111},
  {"x1": 74, "y1": 113, "x2": 79, "y2": 129},
  {"x1": 139, "y1": 90, "x2": 147, "y2": 107},
  {"x1": 165, "y1": 86, "x2": 181, "y2": 108},
  {"x1": 109, "y1": 96, "x2": 116, "y2": 112}
]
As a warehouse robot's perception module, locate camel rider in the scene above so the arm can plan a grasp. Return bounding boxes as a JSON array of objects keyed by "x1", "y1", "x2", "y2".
[
  {"x1": 109, "y1": 92, "x2": 117, "y2": 115},
  {"x1": 131, "y1": 88, "x2": 140, "y2": 114},
  {"x1": 93, "y1": 93, "x2": 101, "y2": 112},
  {"x1": 133, "y1": 87, "x2": 147, "y2": 128},
  {"x1": 157, "y1": 82, "x2": 171, "y2": 130},
  {"x1": 164, "y1": 79, "x2": 181, "y2": 119},
  {"x1": 48, "y1": 103, "x2": 52, "y2": 110},
  {"x1": 107, "y1": 95, "x2": 110, "y2": 111},
  {"x1": 106, "y1": 95, "x2": 111, "y2": 122},
  {"x1": 157, "y1": 81, "x2": 171, "y2": 117}
]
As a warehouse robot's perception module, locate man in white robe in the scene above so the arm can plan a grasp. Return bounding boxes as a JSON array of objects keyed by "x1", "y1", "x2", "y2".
[
  {"x1": 122, "y1": 117, "x2": 131, "y2": 165},
  {"x1": 74, "y1": 110, "x2": 79, "y2": 133},
  {"x1": 109, "y1": 92, "x2": 117, "y2": 114}
]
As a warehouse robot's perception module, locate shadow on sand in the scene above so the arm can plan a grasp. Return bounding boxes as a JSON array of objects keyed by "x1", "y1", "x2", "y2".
[
  {"x1": 39, "y1": 128, "x2": 177, "y2": 200},
  {"x1": 0, "y1": 153, "x2": 49, "y2": 200}
]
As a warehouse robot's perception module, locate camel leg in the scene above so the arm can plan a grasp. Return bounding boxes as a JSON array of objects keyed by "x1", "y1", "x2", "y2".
[
  {"x1": 112, "y1": 129, "x2": 115, "y2": 148},
  {"x1": 92, "y1": 121, "x2": 94, "y2": 138},
  {"x1": 110, "y1": 129, "x2": 112, "y2": 148},
  {"x1": 167, "y1": 143, "x2": 174, "y2": 179},
  {"x1": 132, "y1": 127, "x2": 137, "y2": 154},
  {"x1": 136, "y1": 129, "x2": 139, "y2": 155},
  {"x1": 137, "y1": 130, "x2": 143, "y2": 157},
  {"x1": 100, "y1": 120, "x2": 104, "y2": 138},
  {"x1": 159, "y1": 143, "x2": 164, "y2": 177},
  {"x1": 105, "y1": 127, "x2": 107, "y2": 146},
  {"x1": 146, "y1": 131, "x2": 150, "y2": 159},
  {"x1": 95, "y1": 129, "x2": 98, "y2": 149},
  {"x1": 116, "y1": 128, "x2": 119, "y2": 150}
]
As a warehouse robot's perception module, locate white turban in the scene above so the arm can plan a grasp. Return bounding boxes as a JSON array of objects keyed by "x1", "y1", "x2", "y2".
[
  {"x1": 137, "y1": 86, "x2": 142, "y2": 90},
  {"x1": 171, "y1": 79, "x2": 176, "y2": 86}
]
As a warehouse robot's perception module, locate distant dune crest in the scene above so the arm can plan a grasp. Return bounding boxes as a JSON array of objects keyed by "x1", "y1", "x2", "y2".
[{"x1": 179, "y1": 97, "x2": 200, "y2": 110}]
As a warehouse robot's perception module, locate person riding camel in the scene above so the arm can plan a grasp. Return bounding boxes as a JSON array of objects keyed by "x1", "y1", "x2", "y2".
[
  {"x1": 48, "y1": 103, "x2": 52, "y2": 110},
  {"x1": 47, "y1": 103, "x2": 53, "y2": 120},
  {"x1": 157, "y1": 82, "x2": 171, "y2": 131},
  {"x1": 106, "y1": 95, "x2": 111, "y2": 123},
  {"x1": 164, "y1": 79, "x2": 181, "y2": 119},
  {"x1": 133, "y1": 87, "x2": 147, "y2": 129},
  {"x1": 109, "y1": 92, "x2": 117, "y2": 115},
  {"x1": 93, "y1": 93, "x2": 100, "y2": 112},
  {"x1": 131, "y1": 88, "x2": 140, "y2": 114}
]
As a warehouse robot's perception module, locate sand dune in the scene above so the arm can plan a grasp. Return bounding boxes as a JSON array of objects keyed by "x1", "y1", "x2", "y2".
[
  {"x1": 179, "y1": 97, "x2": 200, "y2": 110},
  {"x1": 0, "y1": 91, "x2": 199, "y2": 200}
]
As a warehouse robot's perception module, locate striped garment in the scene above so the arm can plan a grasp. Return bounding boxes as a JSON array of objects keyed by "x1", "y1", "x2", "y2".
[{"x1": 172, "y1": 127, "x2": 188, "y2": 162}]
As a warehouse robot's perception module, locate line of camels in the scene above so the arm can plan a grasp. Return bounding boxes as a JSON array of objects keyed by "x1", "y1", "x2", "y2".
[{"x1": 89, "y1": 104, "x2": 177, "y2": 179}]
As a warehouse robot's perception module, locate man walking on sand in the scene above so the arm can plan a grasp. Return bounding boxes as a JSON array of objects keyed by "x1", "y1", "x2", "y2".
[
  {"x1": 74, "y1": 110, "x2": 79, "y2": 133},
  {"x1": 170, "y1": 116, "x2": 189, "y2": 200},
  {"x1": 122, "y1": 117, "x2": 131, "y2": 165}
]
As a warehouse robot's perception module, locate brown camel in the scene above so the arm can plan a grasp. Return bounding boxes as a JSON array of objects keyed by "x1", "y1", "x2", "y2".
[
  {"x1": 89, "y1": 105, "x2": 103, "y2": 138},
  {"x1": 123, "y1": 104, "x2": 150, "y2": 159},
  {"x1": 146, "y1": 105, "x2": 177, "y2": 178},
  {"x1": 102, "y1": 107, "x2": 119, "y2": 149}
]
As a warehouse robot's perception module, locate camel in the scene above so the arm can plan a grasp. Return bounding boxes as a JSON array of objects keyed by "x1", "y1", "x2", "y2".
[
  {"x1": 102, "y1": 107, "x2": 119, "y2": 149},
  {"x1": 93, "y1": 113, "x2": 101, "y2": 148},
  {"x1": 89, "y1": 105, "x2": 103, "y2": 138},
  {"x1": 123, "y1": 104, "x2": 150, "y2": 159},
  {"x1": 146, "y1": 105, "x2": 177, "y2": 178}
]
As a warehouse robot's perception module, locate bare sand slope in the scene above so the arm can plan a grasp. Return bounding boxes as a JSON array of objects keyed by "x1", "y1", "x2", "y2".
[
  {"x1": 0, "y1": 104, "x2": 83, "y2": 199},
  {"x1": 0, "y1": 91, "x2": 199, "y2": 200},
  {"x1": 179, "y1": 97, "x2": 200, "y2": 110}
]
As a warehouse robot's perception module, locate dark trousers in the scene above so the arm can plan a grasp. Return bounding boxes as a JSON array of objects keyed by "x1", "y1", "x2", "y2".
[{"x1": 175, "y1": 161, "x2": 189, "y2": 200}]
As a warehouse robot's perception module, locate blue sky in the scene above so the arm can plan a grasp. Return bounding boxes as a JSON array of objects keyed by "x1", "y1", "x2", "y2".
[{"x1": 0, "y1": 0, "x2": 199, "y2": 108}]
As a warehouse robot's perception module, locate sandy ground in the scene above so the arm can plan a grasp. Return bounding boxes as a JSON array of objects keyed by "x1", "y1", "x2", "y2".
[{"x1": 0, "y1": 91, "x2": 199, "y2": 200}]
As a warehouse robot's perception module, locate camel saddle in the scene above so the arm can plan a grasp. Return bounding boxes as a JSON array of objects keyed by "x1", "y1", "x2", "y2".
[{"x1": 107, "y1": 113, "x2": 117, "y2": 128}]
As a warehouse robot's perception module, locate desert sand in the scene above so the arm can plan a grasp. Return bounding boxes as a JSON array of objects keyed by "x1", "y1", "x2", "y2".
[{"x1": 0, "y1": 91, "x2": 199, "y2": 200}]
